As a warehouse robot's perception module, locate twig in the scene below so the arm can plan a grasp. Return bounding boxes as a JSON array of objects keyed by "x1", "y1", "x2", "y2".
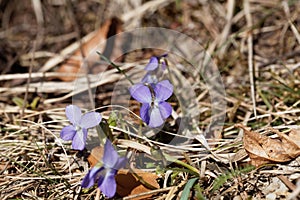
[
  {"x1": 0, "y1": 72, "x2": 85, "y2": 81},
  {"x1": 244, "y1": 0, "x2": 257, "y2": 117},
  {"x1": 121, "y1": 0, "x2": 173, "y2": 25},
  {"x1": 287, "y1": 178, "x2": 300, "y2": 200},
  {"x1": 38, "y1": 31, "x2": 98, "y2": 72},
  {"x1": 218, "y1": 0, "x2": 235, "y2": 56},
  {"x1": 278, "y1": 175, "x2": 296, "y2": 191},
  {"x1": 282, "y1": 1, "x2": 300, "y2": 45},
  {"x1": 95, "y1": 188, "x2": 101, "y2": 200},
  {"x1": 22, "y1": 41, "x2": 36, "y2": 118},
  {"x1": 66, "y1": 0, "x2": 95, "y2": 109},
  {"x1": 122, "y1": 186, "x2": 174, "y2": 200},
  {"x1": 14, "y1": 119, "x2": 72, "y2": 181},
  {"x1": 31, "y1": 0, "x2": 44, "y2": 48},
  {"x1": 43, "y1": 74, "x2": 121, "y2": 104}
]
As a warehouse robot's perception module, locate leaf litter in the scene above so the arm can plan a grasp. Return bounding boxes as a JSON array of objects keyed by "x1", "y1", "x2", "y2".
[
  {"x1": 0, "y1": 0, "x2": 300, "y2": 199},
  {"x1": 237, "y1": 124, "x2": 300, "y2": 167}
]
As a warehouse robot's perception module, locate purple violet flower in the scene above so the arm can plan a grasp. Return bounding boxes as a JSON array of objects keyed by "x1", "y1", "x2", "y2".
[
  {"x1": 60, "y1": 105, "x2": 102, "y2": 150},
  {"x1": 142, "y1": 54, "x2": 168, "y2": 85},
  {"x1": 144, "y1": 54, "x2": 168, "y2": 71},
  {"x1": 144, "y1": 56, "x2": 159, "y2": 71},
  {"x1": 130, "y1": 80, "x2": 173, "y2": 127},
  {"x1": 81, "y1": 140, "x2": 126, "y2": 198}
]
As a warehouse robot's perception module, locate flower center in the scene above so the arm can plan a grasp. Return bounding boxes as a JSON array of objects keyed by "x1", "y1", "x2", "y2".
[
  {"x1": 153, "y1": 99, "x2": 159, "y2": 108},
  {"x1": 75, "y1": 125, "x2": 81, "y2": 132},
  {"x1": 144, "y1": 83, "x2": 157, "y2": 108}
]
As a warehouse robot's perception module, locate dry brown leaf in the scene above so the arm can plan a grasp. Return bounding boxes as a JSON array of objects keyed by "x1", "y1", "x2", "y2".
[
  {"x1": 236, "y1": 124, "x2": 300, "y2": 167},
  {"x1": 87, "y1": 146, "x2": 104, "y2": 167},
  {"x1": 269, "y1": 128, "x2": 300, "y2": 158},
  {"x1": 87, "y1": 145, "x2": 160, "y2": 199},
  {"x1": 288, "y1": 129, "x2": 300, "y2": 147},
  {"x1": 116, "y1": 169, "x2": 159, "y2": 199},
  {"x1": 56, "y1": 17, "x2": 123, "y2": 81}
]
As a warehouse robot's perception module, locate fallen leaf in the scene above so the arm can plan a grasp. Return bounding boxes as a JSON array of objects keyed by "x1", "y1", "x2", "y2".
[
  {"x1": 87, "y1": 144, "x2": 160, "y2": 199},
  {"x1": 59, "y1": 17, "x2": 123, "y2": 81},
  {"x1": 87, "y1": 146, "x2": 104, "y2": 167},
  {"x1": 41, "y1": 17, "x2": 123, "y2": 81},
  {"x1": 268, "y1": 128, "x2": 300, "y2": 159},
  {"x1": 116, "y1": 168, "x2": 160, "y2": 199},
  {"x1": 288, "y1": 129, "x2": 300, "y2": 147},
  {"x1": 236, "y1": 124, "x2": 300, "y2": 167}
]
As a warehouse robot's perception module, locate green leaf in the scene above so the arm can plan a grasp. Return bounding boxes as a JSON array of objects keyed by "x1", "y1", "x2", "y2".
[
  {"x1": 30, "y1": 96, "x2": 40, "y2": 109},
  {"x1": 180, "y1": 177, "x2": 198, "y2": 200},
  {"x1": 99, "y1": 119, "x2": 114, "y2": 142},
  {"x1": 108, "y1": 111, "x2": 118, "y2": 127},
  {"x1": 12, "y1": 97, "x2": 27, "y2": 108},
  {"x1": 145, "y1": 162, "x2": 156, "y2": 168},
  {"x1": 194, "y1": 183, "x2": 206, "y2": 200}
]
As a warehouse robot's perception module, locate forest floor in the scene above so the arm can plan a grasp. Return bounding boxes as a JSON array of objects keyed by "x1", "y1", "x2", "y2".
[{"x1": 0, "y1": 0, "x2": 300, "y2": 199}]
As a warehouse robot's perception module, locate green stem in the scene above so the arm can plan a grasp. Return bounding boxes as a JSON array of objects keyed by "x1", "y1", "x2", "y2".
[
  {"x1": 129, "y1": 167, "x2": 158, "y2": 190},
  {"x1": 97, "y1": 51, "x2": 134, "y2": 85},
  {"x1": 164, "y1": 153, "x2": 200, "y2": 175}
]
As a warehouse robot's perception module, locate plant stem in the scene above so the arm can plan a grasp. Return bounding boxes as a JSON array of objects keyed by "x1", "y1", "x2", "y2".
[
  {"x1": 164, "y1": 154, "x2": 200, "y2": 175},
  {"x1": 97, "y1": 51, "x2": 134, "y2": 85}
]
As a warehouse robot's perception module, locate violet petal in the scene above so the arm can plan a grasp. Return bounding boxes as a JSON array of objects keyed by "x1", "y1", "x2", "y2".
[
  {"x1": 60, "y1": 125, "x2": 76, "y2": 141},
  {"x1": 144, "y1": 57, "x2": 159, "y2": 71},
  {"x1": 129, "y1": 83, "x2": 152, "y2": 103},
  {"x1": 154, "y1": 80, "x2": 173, "y2": 101},
  {"x1": 161, "y1": 60, "x2": 167, "y2": 70},
  {"x1": 140, "y1": 103, "x2": 150, "y2": 124},
  {"x1": 158, "y1": 102, "x2": 172, "y2": 119},
  {"x1": 97, "y1": 171, "x2": 105, "y2": 187},
  {"x1": 65, "y1": 105, "x2": 82, "y2": 125},
  {"x1": 113, "y1": 157, "x2": 127, "y2": 170},
  {"x1": 102, "y1": 140, "x2": 118, "y2": 168},
  {"x1": 72, "y1": 128, "x2": 87, "y2": 150},
  {"x1": 81, "y1": 166, "x2": 103, "y2": 188},
  {"x1": 79, "y1": 112, "x2": 102, "y2": 129},
  {"x1": 148, "y1": 107, "x2": 164, "y2": 127},
  {"x1": 99, "y1": 169, "x2": 117, "y2": 198}
]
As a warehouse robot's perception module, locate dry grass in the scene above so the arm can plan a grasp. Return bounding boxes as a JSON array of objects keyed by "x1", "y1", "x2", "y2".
[{"x1": 0, "y1": 0, "x2": 300, "y2": 199}]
